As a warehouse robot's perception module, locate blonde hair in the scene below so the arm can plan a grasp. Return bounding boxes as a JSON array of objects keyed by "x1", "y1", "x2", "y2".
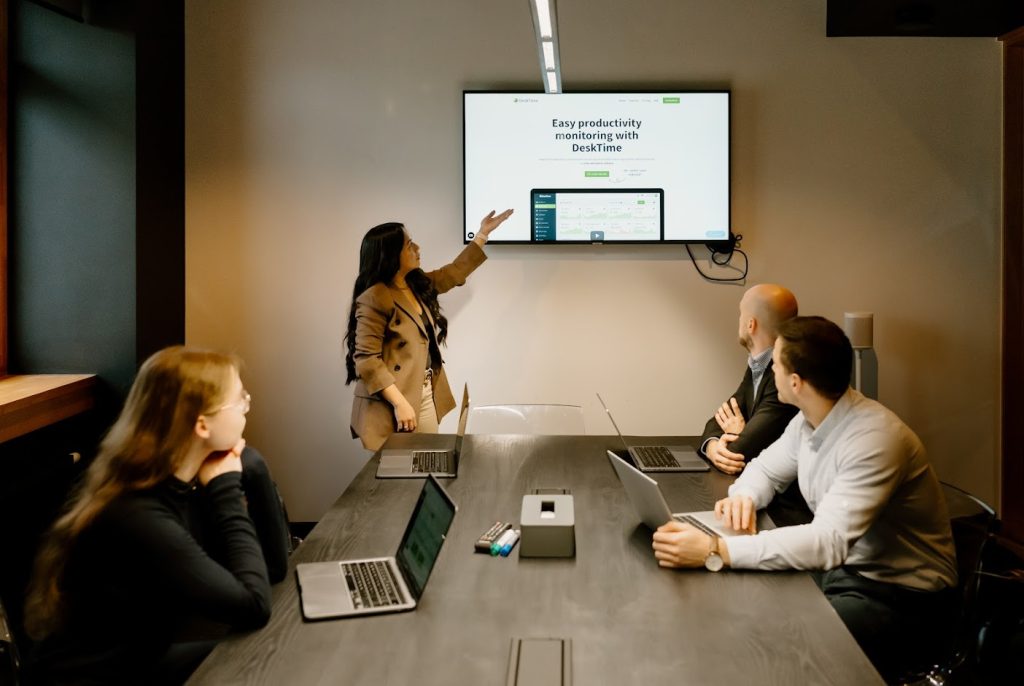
[{"x1": 24, "y1": 346, "x2": 239, "y2": 639}]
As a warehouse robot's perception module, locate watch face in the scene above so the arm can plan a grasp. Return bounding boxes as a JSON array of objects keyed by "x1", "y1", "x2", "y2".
[{"x1": 704, "y1": 553, "x2": 724, "y2": 572}]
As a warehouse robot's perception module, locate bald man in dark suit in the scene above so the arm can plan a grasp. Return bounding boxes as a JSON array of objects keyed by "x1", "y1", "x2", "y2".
[{"x1": 699, "y1": 284, "x2": 810, "y2": 525}]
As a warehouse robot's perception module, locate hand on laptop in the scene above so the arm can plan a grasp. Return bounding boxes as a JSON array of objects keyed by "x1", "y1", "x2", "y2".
[
  {"x1": 652, "y1": 521, "x2": 733, "y2": 569},
  {"x1": 714, "y1": 495, "x2": 758, "y2": 535},
  {"x1": 715, "y1": 398, "x2": 746, "y2": 435},
  {"x1": 706, "y1": 434, "x2": 745, "y2": 474},
  {"x1": 652, "y1": 521, "x2": 713, "y2": 568}
]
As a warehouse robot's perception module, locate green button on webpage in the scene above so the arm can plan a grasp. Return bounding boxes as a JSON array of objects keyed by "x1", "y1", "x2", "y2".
[
  {"x1": 663, "y1": 97, "x2": 680, "y2": 104},
  {"x1": 584, "y1": 171, "x2": 609, "y2": 177}
]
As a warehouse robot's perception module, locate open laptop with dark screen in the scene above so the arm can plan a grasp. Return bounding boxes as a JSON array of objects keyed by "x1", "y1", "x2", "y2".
[
  {"x1": 596, "y1": 393, "x2": 709, "y2": 473},
  {"x1": 295, "y1": 475, "x2": 457, "y2": 620},
  {"x1": 377, "y1": 384, "x2": 469, "y2": 478}
]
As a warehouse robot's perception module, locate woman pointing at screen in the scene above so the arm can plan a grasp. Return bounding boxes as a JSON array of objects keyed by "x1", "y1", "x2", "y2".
[{"x1": 344, "y1": 209, "x2": 512, "y2": 451}]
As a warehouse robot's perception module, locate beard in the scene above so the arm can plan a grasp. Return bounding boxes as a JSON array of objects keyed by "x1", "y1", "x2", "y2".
[{"x1": 738, "y1": 332, "x2": 753, "y2": 352}]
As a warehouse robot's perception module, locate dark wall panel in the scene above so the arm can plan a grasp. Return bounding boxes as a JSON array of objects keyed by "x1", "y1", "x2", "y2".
[
  {"x1": 827, "y1": 0, "x2": 1024, "y2": 37},
  {"x1": 9, "y1": 0, "x2": 136, "y2": 394},
  {"x1": 136, "y1": 0, "x2": 184, "y2": 363}
]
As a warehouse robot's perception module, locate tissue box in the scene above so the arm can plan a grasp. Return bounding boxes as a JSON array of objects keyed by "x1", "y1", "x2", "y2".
[{"x1": 519, "y1": 494, "x2": 575, "y2": 558}]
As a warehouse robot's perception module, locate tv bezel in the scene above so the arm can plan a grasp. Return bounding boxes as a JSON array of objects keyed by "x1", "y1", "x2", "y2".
[{"x1": 462, "y1": 89, "x2": 732, "y2": 246}]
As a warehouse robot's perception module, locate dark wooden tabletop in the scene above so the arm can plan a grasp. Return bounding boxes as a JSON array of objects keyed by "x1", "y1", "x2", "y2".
[{"x1": 188, "y1": 434, "x2": 883, "y2": 685}]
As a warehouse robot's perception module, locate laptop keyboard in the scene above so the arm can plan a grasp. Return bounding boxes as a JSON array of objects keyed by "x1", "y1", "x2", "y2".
[
  {"x1": 674, "y1": 514, "x2": 717, "y2": 538},
  {"x1": 412, "y1": 450, "x2": 451, "y2": 473},
  {"x1": 343, "y1": 560, "x2": 403, "y2": 609},
  {"x1": 631, "y1": 446, "x2": 680, "y2": 470}
]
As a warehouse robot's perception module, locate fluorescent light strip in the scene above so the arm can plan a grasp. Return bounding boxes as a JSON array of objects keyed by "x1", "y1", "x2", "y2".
[
  {"x1": 542, "y1": 41, "x2": 555, "y2": 71},
  {"x1": 529, "y1": 0, "x2": 560, "y2": 93},
  {"x1": 534, "y1": 0, "x2": 553, "y2": 38},
  {"x1": 546, "y1": 70, "x2": 558, "y2": 93}
]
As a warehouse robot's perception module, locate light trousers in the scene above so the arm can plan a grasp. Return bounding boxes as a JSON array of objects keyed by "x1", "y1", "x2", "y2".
[{"x1": 415, "y1": 371, "x2": 439, "y2": 433}]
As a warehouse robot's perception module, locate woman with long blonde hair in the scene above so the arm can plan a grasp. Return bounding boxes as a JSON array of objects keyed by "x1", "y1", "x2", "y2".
[{"x1": 24, "y1": 347, "x2": 275, "y2": 684}]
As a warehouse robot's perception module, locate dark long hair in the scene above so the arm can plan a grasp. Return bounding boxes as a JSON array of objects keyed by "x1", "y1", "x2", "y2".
[{"x1": 344, "y1": 222, "x2": 448, "y2": 384}]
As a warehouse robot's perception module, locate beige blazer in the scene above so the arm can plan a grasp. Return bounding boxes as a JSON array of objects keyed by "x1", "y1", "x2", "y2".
[{"x1": 350, "y1": 242, "x2": 487, "y2": 451}]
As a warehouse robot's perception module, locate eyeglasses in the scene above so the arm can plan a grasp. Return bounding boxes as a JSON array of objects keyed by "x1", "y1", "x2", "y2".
[{"x1": 214, "y1": 390, "x2": 251, "y2": 415}]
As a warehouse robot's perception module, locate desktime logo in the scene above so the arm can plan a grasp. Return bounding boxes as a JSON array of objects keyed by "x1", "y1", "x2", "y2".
[{"x1": 513, "y1": 97, "x2": 539, "y2": 103}]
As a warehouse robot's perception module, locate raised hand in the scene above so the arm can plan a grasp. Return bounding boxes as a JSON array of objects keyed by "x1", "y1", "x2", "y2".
[
  {"x1": 478, "y1": 209, "x2": 514, "y2": 238},
  {"x1": 714, "y1": 397, "x2": 746, "y2": 435}
]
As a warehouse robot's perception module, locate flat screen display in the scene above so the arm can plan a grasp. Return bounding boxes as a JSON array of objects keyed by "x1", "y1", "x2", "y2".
[
  {"x1": 464, "y1": 91, "x2": 730, "y2": 244},
  {"x1": 396, "y1": 477, "x2": 455, "y2": 599}
]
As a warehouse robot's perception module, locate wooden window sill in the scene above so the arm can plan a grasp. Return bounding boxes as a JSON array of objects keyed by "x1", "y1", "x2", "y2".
[{"x1": 0, "y1": 374, "x2": 97, "y2": 443}]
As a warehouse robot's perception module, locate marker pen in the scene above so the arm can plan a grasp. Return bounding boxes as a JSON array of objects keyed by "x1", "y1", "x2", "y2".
[
  {"x1": 491, "y1": 528, "x2": 516, "y2": 556},
  {"x1": 499, "y1": 529, "x2": 521, "y2": 557}
]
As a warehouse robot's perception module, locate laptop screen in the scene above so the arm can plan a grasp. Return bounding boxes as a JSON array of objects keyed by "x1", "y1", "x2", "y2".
[
  {"x1": 596, "y1": 393, "x2": 631, "y2": 451},
  {"x1": 395, "y1": 476, "x2": 457, "y2": 599}
]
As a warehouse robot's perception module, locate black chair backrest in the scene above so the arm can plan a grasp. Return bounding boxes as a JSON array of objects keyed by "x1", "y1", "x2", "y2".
[
  {"x1": 0, "y1": 596, "x2": 21, "y2": 686},
  {"x1": 939, "y1": 482, "x2": 997, "y2": 664}
]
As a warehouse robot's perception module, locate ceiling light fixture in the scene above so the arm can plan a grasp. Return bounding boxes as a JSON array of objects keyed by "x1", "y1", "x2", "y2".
[
  {"x1": 542, "y1": 41, "x2": 555, "y2": 71},
  {"x1": 529, "y1": 0, "x2": 561, "y2": 94}
]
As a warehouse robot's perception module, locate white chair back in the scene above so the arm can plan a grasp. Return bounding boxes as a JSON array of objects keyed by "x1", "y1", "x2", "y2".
[{"x1": 468, "y1": 404, "x2": 585, "y2": 435}]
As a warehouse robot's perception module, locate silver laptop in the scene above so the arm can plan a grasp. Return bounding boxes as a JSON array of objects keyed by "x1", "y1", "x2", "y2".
[
  {"x1": 377, "y1": 384, "x2": 470, "y2": 478},
  {"x1": 296, "y1": 475, "x2": 457, "y2": 620},
  {"x1": 606, "y1": 450, "x2": 741, "y2": 537},
  {"x1": 596, "y1": 393, "x2": 709, "y2": 473}
]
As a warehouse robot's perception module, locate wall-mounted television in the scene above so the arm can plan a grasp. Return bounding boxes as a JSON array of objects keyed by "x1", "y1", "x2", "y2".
[{"x1": 463, "y1": 91, "x2": 730, "y2": 245}]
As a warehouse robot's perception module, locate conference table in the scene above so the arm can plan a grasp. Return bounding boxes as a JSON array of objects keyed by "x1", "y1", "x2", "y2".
[{"x1": 188, "y1": 434, "x2": 883, "y2": 685}]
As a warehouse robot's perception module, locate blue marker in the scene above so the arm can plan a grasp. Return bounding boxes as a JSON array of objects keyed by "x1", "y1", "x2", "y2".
[
  {"x1": 499, "y1": 529, "x2": 521, "y2": 557},
  {"x1": 491, "y1": 528, "x2": 516, "y2": 556}
]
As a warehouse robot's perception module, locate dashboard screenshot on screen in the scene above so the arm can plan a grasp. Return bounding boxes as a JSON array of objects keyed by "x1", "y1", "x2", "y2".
[{"x1": 464, "y1": 91, "x2": 730, "y2": 244}]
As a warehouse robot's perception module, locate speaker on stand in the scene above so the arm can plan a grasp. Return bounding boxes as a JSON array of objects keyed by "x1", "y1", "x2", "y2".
[{"x1": 844, "y1": 312, "x2": 877, "y2": 399}]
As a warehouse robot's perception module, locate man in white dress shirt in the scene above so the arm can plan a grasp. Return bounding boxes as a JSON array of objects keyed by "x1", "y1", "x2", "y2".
[{"x1": 653, "y1": 316, "x2": 957, "y2": 678}]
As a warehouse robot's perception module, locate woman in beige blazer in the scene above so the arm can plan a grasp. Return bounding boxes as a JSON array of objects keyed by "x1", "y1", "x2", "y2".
[{"x1": 344, "y1": 210, "x2": 512, "y2": 451}]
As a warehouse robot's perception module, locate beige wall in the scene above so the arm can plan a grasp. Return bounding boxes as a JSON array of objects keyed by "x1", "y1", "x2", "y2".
[{"x1": 185, "y1": 0, "x2": 1002, "y2": 521}]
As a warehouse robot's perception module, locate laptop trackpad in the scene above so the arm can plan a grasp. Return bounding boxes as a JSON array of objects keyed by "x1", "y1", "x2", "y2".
[
  {"x1": 380, "y1": 452, "x2": 408, "y2": 470},
  {"x1": 297, "y1": 562, "x2": 354, "y2": 619},
  {"x1": 670, "y1": 447, "x2": 710, "y2": 471}
]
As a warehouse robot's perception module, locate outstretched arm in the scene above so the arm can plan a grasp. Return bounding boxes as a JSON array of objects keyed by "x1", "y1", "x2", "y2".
[
  {"x1": 471, "y1": 209, "x2": 514, "y2": 248},
  {"x1": 425, "y1": 209, "x2": 514, "y2": 294}
]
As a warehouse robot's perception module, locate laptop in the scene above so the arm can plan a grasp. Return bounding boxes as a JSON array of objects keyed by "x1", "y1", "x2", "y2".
[
  {"x1": 296, "y1": 475, "x2": 457, "y2": 620},
  {"x1": 377, "y1": 384, "x2": 470, "y2": 478},
  {"x1": 596, "y1": 393, "x2": 709, "y2": 473},
  {"x1": 606, "y1": 450, "x2": 743, "y2": 537}
]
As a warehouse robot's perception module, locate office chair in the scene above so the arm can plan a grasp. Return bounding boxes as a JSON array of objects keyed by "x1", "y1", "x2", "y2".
[
  {"x1": 898, "y1": 481, "x2": 996, "y2": 686},
  {"x1": 468, "y1": 404, "x2": 585, "y2": 435},
  {"x1": 0, "y1": 596, "x2": 21, "y2": 686}
]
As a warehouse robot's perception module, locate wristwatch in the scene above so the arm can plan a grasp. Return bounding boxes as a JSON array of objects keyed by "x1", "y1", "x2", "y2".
[{"x1": 704, "y1": 535, "x2": 724, "y2": 572}]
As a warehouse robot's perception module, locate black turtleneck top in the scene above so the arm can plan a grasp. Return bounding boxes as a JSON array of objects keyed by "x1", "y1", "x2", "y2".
[{"x1": 31, "y1": 472, "x2": 272, "y2": 685}]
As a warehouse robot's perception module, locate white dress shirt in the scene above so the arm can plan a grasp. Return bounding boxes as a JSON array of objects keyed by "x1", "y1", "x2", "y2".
[{"x1": 725, "y1": 388, "x2": 957, "y2": 591}]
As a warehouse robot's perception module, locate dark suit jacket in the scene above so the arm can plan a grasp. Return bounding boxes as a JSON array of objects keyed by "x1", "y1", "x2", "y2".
[
  {"x1": 700, "y1": 359, "x2": 797, "y2": 462},
  {"x1": 700, "y1": 360, "x2": 812, "y2": 525},
  {"x1": 350, "y1": 242, "x2": 486, "y2": 451}
]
